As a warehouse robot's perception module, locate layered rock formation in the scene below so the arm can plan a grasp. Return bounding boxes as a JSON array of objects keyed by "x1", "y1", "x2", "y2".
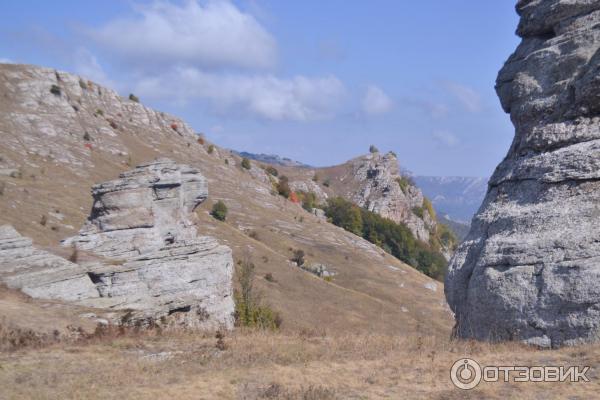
[
  {"x1": 446, "y1": 0, "x2": 600, "y2": 347},
  {"x1": 64, "y1": 159, "x2": 234, "y2": 329},
  {"x1": 324, "y1": 152, "x2": 436, "y2": 242},
  {"x1": 0, "y1": 225, "x2": 99, "y2": 301},
  {"x1": 0, "y1": 159, "x2": 234, "y2": 329}
]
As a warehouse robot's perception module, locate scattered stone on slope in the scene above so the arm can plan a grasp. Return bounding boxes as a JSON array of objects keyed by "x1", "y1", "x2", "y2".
[
  {"x1": 64, "y1": 159, "x2": 235, "y2": 329},
  {"x1": 446, "y1": 0, "x2": 600, "y2": 347}
]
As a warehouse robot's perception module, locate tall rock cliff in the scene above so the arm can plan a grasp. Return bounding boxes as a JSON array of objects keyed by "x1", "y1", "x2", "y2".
[
  {"x1": 446, "y1": 0, "x2": 600, "y2": 347},
  {"x1": 299, "y1": 151, "x2": 437, "y2": 242}
]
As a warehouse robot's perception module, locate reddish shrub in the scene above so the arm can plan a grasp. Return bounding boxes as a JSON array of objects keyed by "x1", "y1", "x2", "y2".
[
  {"x1": 289, "y1": 192, "x2": 299, "y2": 203},
  {"x1": 84, "y1": 143, "x2": 93, "y2": 150},
  {"x1": 171, "y1": 123, "x2": 178, "y2": 131}
]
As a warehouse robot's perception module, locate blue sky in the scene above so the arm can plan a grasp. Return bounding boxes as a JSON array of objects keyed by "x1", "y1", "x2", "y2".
[{"x1": 1, "y1": 1, "x2": 520, "y2": 176}]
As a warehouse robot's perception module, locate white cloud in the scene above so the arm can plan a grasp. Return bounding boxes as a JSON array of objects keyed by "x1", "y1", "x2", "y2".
[
  {"x1": 73, "y1": 48, "x2": 115, "y2": 88},
  {"x1": 90, "y1": 0, "x2": 277, "y2": 70},
  {"x1": 362, "y1": 85, "x2": 393, "y2": 116},
  {"x1": 432, "y1": 130, "x2": 459, "y2": 147},
  {"x1": 135, "y1": 67, "x2": 346, "y2": 121},
  {"x1": 442, "y1": 82, "x2": 482, "y2": 113}
]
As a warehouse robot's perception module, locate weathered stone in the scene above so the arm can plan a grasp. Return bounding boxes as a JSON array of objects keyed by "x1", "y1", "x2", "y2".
[
  {"x1": 0, "y1": 225, "x2": 99, "y2": 301},
  {"x1": 64, "y1": 159, "x2": 234, "y2": 329},
  {"x1": 446, "y1": 1, "x2": 600, "y2": 347},
  {"x1": 346, "y1": 152, "x2": 435, "y2": 242}
]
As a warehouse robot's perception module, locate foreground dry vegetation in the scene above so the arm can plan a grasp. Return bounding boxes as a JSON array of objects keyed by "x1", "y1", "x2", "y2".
[{"x1": 1, "y1": 326, "x2": 599, "y2": 400}]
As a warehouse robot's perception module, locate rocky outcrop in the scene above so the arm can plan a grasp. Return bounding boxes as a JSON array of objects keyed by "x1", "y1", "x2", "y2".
[
  {"x1": 64, "y1": 159, "x2": 234, "y2": 329},
  {"x1": 344, "y1": 152, "x2": 435, "y2": 242},
  {"x1": 446, "y1": 1, "x2": 600, "y2": 347},
  {"x1": 0, "y1": 225, "x2": 99, "y2": 301}
]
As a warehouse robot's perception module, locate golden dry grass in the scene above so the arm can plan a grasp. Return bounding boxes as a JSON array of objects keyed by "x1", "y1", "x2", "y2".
[{"x1": 1, "y1": 328, "x2": 599, "y2": 399}]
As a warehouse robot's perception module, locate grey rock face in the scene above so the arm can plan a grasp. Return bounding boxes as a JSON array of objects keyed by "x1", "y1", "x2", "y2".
[
  {"x1": 64, "y1": 159, "x2": 234, "y2": 329},
  {"x1": 0, "y1": 225, "x2": 99, "y2": 301},
  {"x1": 349, "y1": 152, "x2": 435, "y2": 242},
  {"x1": 446, "y1": 1, "x2": 600, "y2": 347}
]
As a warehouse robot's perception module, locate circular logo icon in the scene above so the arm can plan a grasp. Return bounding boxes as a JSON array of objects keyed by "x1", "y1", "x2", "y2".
[{"x1": 450, "y1": 358, "x2": 482, "y2": 390}]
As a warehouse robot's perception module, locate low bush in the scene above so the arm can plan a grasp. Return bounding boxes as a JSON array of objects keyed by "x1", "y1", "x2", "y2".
[
  {"x1": 276, "y1": 175, "x2": 291, "y2": 198},
  {"x1": 265, "y1": 165, "x2": 278, "y2": 177},
  {"x1": 234, "y1": 254, "x2": 282, "y2": 330},
  {"x1": 369, "y1": 144, "x2": 379, "y2": 153},
  {"x1": 241, "y1": 157, "x2": 251, "y2": 170},
  {"x1": 207, "y1": 144, "x2": 215, "y2": 154},
  {"x1": 297, "y1": 191, "x2": 317, "y2": 212},
  {"x1": 128, "y1": 93, "x2": 139, "y2": 103},
  {"x1": 50, "y1": 85, "x2": 61, "y2": 96},
  {"x1": 395, "y1": 176, "x2": 414, "y2": 194},
  {"x1": 211, "y1": 200, "x2": 228, "y2": 221}
]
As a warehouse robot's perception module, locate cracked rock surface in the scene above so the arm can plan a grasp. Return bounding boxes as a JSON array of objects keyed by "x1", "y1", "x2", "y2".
[
  {"x1": 445, "y1": 0, "x2": 600, "y2": 347},
  {"x1": 64, "y1": 159, "x2": 234, "y2": 329}
]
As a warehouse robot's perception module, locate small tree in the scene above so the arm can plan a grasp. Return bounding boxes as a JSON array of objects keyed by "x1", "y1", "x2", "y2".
[
  {"x1": 128, "y1": 93, "x2": 140, "y2": 103},
  {"x1": 277, "y1": 175, "x2": 291, "y2": 198},
  {"x1": 50, "y1": 85, "x2": 61, "y2": 96},
  {"x1": 291, "y1": 249, "x2": 305, "y2": 266},
  {"x1": 241, "y1": 157, "x2": 251, "y2": 170},
  {"x1": 211, "y1": 200, "x2": 228, "y2": 221},
  {"x1": 369, "y1": 144, "x2": 379, "y2": 153}
]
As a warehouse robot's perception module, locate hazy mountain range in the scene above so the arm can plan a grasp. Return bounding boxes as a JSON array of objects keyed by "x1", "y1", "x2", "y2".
[{"x1": 413, "y1": 176, "x2": 488, "y2": 223}]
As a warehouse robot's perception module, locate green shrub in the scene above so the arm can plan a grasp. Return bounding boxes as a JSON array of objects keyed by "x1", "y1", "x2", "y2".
[
  {"x1": 324, "y1": 197, "x2": 363, "y2": 236},
  {"x1": 423, "y1": 197, "x2": 436, "y2": 219},
  {"x1": 234, "y1": 254, "x2": 282, "y2": 330},
  {"x1": 128, "y1": 93, "x2": 139, "y2": 103},
  {"x1": 369, "y1": 145, "x2": 379, "y2": 153},
  {"x1": 79, "y1": 79, "x2": 87, "y2": 90},
  {"x1": 207, "y1": 144, "x2": 215, "y2": 154},
  {"x1": 297, "y1": 191, "x2": 317, "y2": 212},
  {"x1": 211, "y1": 200, "x2": 228, "y2": 221},
  {"x1": 323, "y1": 196, "x2": 448, "y2": 280},
  {"x1": 412, "y1": 206, "x2": 424, "y2": 219},
  {"x1": 322, "y1": 179, "x2": 331, "y2": 188},
  {"x1": 83, "y1": 132, "x2": 91, "y2": 141},
  {"x1": 50, "y1": 85, "x2": 61, "y2": 96},
  {"x1": 265, "y1": 165, "x2": 278, "y2": 177},
  {"x1": 276, "y1": 175, "x2": 291, "y2": 198},
  {"x1": 312, "y1": 174, "x2": 319, "y2": 182},
  {"x1": 395, "y1": 176, "x2": 414, "y2": 194},
  {"x1": 241, "y1": 157, "x2": 251, "y2": 170}
]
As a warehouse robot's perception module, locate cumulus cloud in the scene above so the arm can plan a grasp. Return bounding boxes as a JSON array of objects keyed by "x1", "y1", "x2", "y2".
[
  {"x1": 362, "y1": 85, "x2": 393, "y2": 116},
  {"x1": 89, "y1": 0, "x2": 277, "y2": 70},
  {"x1": 432, "y1": 130, "x2": 459, "y2": 147},
  {"x1": 135, "y1": 67, "x2": 346, "y2": 121},
  {"x1": 442, "y1": 81, "x2": 482, "y2": 113}
]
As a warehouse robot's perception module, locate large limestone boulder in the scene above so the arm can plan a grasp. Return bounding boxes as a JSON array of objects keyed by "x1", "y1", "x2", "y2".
[
  {"x1": 64, "y1": 159, "x2": 235, "y2": 329},
  {"x1": 446, "y1": 1, "x2": 600, "y2": 347},
  {"x1": 0, "y1": 225, "x2": 99, "y2": 301}
]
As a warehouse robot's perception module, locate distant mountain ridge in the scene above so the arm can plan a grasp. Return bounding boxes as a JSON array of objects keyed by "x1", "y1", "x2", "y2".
[
  {"x1": 413, "y1": 176, "x2": 488, "y2": 223},
  {"x1": 234, "y1": 151, "x2": 311, "y2": 168}
]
